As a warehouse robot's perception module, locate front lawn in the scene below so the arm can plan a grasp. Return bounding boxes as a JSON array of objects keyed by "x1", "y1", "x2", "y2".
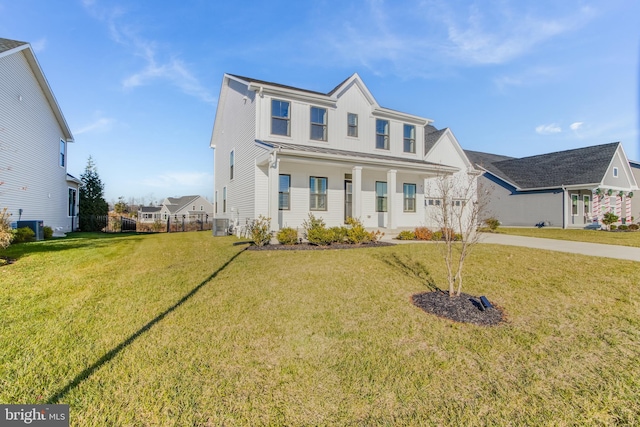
[
  {"x1": 497, "y1": 226, "x2": 640, "y2": 247},
  {"x1": 1, "y1": 232, "x2": 638, "y2": 425}
]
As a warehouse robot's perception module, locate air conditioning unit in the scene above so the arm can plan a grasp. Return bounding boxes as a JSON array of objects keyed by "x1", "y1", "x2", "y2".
[{"x1": 17, "y1": 220, "x2": 44, "y2": 241}]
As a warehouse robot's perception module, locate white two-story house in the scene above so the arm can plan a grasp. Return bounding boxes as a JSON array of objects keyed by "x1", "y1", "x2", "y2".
[
  {"x1": 210, "y1": 73, "x2": 475, "y2": 232},
  {"x1": 0, "y1": 38, "x2": 78, "y2": 235}
]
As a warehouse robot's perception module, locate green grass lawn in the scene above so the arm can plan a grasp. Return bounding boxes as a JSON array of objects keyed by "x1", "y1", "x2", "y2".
[
  {"x1": 1, "y1": 232, "x2": 639, "y2": 425},
  {"x1": 496, "y1": 226, "x2": 640, "y2": 248}
]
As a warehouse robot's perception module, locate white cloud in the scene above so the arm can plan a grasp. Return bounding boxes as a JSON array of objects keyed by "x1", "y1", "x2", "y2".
[
  {"x1": 30, "y1": 38, "x2": 47, "y2": 53},
  {"x1": 535, "y1": 123, "x2": 562, "y2": 135},
  {"x1": 494, "y1": 66, "x2": 561, "y2": 90},
  {"x1": 73, "y1": 117, "x2": 115, "y2": 135},
  {"x1": 569, "y1": 122, "x2": 583, "y2": 131}
]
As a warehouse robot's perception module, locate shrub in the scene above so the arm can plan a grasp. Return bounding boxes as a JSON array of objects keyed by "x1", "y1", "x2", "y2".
[
  {"x1": 250, "y1": 215, "x2": 272, "y2": 246},
  {"x1": 440, "y1": 227, "x2": 456, "y2": 240},
  {"x1": 151, "y1": 220, "x2": 165, "y2": 232},
  {"x1": 0, "y1": 207, "x2": 12, "y2": 249},
  {"x1": 303, "y1": 213, "x2": 334, "y2": 245},
  {"x1": 13, "y1": 227, "x2": 35, "y2": 243},
  {"x1": 368, "y1": 229, "x2": 384, "y2": 242},
  {"x1": 397, "y1": 230, "x2": 416, "y2": 240},
  {"x1": 431, "y1": 231, "x2": 443, "y2": 241},
  {"x1": 328, "y1": 226, "x2": 347, "y2": 244},
  {"x1": 618, "y1": 224, "x2": 628, "y2": 231},
  {"x1": 345, "y1": 217, "x2": 371, "y2": 244},
  {"x1": 629, "y1": 224, "x2": 639, "y2": 231},
  {"x1": 43, "y1": 226, "x2": 53, "y2": 239},
  {"x1": 602, "y1": 212, "x2": 619, "y2": 229},
  {"x1": 276, "y1": 227, "x2": 298, "y2": 245},
  {"x1": 482, "y1": 217, "x2": 500, "y2": 231},
  {"x1": 610, "y1": 224, "x2": 617, "y2": 231},
  {"x1": 414, "y1": 227, "x2": 433, "y2": 241}
]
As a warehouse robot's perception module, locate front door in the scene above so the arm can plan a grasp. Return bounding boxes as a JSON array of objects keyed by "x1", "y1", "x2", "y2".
[{"x1": 344, "y1": 180, "x2": 352, "y2": 222}]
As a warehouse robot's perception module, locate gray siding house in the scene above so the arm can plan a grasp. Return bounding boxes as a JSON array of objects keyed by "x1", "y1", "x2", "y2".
[
  {"x1": 466, "y1": 142, "x2": 638, "y2": 228},
  {"x1": 138, "y1": 195, "x2": 213, "y2": 224},
  {"x1": 0, "y1": 38, "x2": 77, "y2": 235}
]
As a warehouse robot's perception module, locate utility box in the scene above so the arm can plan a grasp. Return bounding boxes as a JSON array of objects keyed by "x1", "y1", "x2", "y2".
[
  {"x1": 213, "y1": 218, "x2": 229, "y2": 236},
  {"x1": 17, "y1": 220, "x2": 44, "y2": 241}
]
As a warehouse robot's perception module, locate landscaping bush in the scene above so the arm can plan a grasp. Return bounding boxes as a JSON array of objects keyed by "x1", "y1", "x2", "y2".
[
  {"x1": 250, "y1": 215, "x2": 272, "y2": 246},
  {"x1": 328, "y1": 226, "x2": 347, "y2": 244},
  {"x1": 610, "y1": 224, "x2": 617, "y2": 231},
  {"x1": 397, "y1": 230, "x2": 416, "y2": 240},
  {"x1": 482, "y1": 217, "x2": 500, "y2": 231},
  {"x1": 0, "y1": 207, "x2": 12, "y2": 249},
  {"x1": 618, "y1": 224, "x2": 628, "y2": 231},
  {"x1": 629, "y1": 224, "x2": 639, "y2": 231},
  {"x1": 276, "y1": 227, "x2": 298, "y2": 245},
  {"x1": 12, "y1": 227, "x2": 35, "y2": 243},
  {"x1": 43, "y1": 226, "x2": 53, "y2": 240},
  {"x1": 414, "y1": 227, "x2": 433, "y2": 241},
  {"x1": 602, "y1": 212, "x2": 619, "y2": 230},
  {"x1": 345, "y1": 217, "x2": 371, "y2": 244},
  {"x1": 431, "y1": 231, "x2": 443, "y2": 241}
]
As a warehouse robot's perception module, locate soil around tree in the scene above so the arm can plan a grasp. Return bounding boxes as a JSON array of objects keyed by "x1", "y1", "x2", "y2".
[{"x1": 412, "y1": 291, "x2": 505, "y2": 326}]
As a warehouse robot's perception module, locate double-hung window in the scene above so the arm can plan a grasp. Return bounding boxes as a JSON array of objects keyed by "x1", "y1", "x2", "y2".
[
  {"x1": 60, "y1": 140, "x2": 66, "y2": 167},
  {"x1": 347, "y1": 113, "x2": 358, "y2": 137},
  {"x1": 310, "y1": 107, "x2": 327, "y2": 141},
  {"x1": 403, "y1": 183, "x2": 416, "y2": 212},
  {"x1": 376, "y1": 119, "x2": 389, "y2": 150},
  {"x1": 279, "y1": 174, "x2": 291, "y2": 210},
  {"x1": 271, "y1": 99, "x2": 290, "y2": 136},
  {"x1": 222, "y1": 187, "x2": 227, "y2": 213},
  {"x1": 229, "y1": 150, "x2": 234, "y2": 180},
  {"x1": 403, "y1": 124, "x2": 416, "y2": 153},
  {"x1": 309, "y1": 177, "x2": 327, "y2": 211},
  {"x1": 571, "y1": 194, "x2": 579, "y2": 216},
  {"x1": 376, "y1": 181, "x2": 387, "y2": 212}
]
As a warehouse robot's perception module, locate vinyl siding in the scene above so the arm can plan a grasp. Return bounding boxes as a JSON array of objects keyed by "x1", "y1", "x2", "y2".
[{"x1": 0, "y1": 50, "x2": 72, "y2": 232}]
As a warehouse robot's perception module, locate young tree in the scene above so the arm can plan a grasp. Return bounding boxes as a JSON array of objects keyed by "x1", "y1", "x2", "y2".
[
  {"x1": 426, "y1": 169, "x2": 489, "y2": 297},
  {"x1": 0, "y1": 207, "x2": 13, "y2": 249},
  {"x1": 79, "y1": 157, "x2": 109, "y2": 231},
  {"x1": 114, "y1": 196, "x2": 128, "y2": 214}
]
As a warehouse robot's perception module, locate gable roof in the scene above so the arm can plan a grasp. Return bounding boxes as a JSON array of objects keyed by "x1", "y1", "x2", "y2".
[
  {"x1": 0, "y1": 37, "x2": 73, "y2": 142},
  {"x1": 163, "y1": 195, "x2": 202, "y2": 214},
  {"x1": 424, "y1": 125, "x2": 448, "y2": 154},
  {"x1": 466, "y1": 142, "x2": 621, "y2": 190}
]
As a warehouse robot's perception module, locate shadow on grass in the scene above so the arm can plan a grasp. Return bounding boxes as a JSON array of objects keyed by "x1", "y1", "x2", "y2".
[
  {"x1": 380, "y1": 252, "x2": 440, "y2": 292},
  {"x1": 46, "y1": 246, "x2": 247, "y2": 404}
]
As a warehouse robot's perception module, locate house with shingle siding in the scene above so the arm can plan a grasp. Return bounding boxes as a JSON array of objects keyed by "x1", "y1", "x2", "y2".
[
  {"x1": 209, "y1": 73, "x2": 477, "y2": 232},
  {"x1": 0, "y1": 38, "x2": 77, "y2": 234},
  {"x1": 465, "y1": 142, "x2": 638, "y2": 228}
]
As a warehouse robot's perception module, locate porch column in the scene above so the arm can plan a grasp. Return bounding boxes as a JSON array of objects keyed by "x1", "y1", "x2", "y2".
[
  {"x1": 268, "y1": 156, "x2": 280, "y2": 231},
  {"x1": 625, "y1": 195, "x2": 632, "y2": 223},
  {"x1": 387, "y1": 169, "x2": 397, "y2": 229},
  {"x1": 352, "y1": 166, "x2": 362, "y2": 220},
  {"x1": 592, "y1": 190, "x2": 600, "y2": 223}
]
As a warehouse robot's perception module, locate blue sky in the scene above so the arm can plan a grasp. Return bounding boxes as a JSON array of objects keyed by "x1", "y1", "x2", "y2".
[{"x1": 1, "y1": 0, "x2": 638, "y2": 204}]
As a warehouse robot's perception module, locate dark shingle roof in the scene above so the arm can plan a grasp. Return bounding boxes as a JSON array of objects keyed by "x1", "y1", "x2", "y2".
[
  {"x1": 228, "y1": 74, "x2": 327, "y2": 96},
  {"x1": 0, "y1": 38, "x2": 27, "y2": 54},
  {"x1": 466, "y1": 142, "x2": 620, "y2": 190},
  {"x1": 424, "y1": 126, "x2": 447, "y2": 153}
]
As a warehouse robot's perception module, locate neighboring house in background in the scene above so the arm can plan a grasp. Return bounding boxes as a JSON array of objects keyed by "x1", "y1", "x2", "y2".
[
  {"x1": 0, "y1": 38, "x2": 77, "y2": 235},
  {"x1": 138, "y1": 195, "x2": 213, "y2": 224},
  {"x1": 210, "y1": 73, "x2": 476, "y2": 232},
  {"x1": 465, "y1": 142, "x2": 638, "y2": 228}
]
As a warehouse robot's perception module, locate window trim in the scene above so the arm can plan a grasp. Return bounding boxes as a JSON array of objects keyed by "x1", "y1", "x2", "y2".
[
  {"x1": 403, "y1": 124, "x2": 416, "y2": 153},
  {"x1": 376, "y1": 181, "x2": 388, "y2": 212},
  {"x1": 309, "y1": 176, "x2": 328, "y2": 211},
  {"x1": 279, "y1": 174, "x2": 291, "y2": 210},
  {"x1": 347, "y1": 113, "x2": 358, "y2": 137},
  {"x1": 403, "y1": 183, "x2": 416, "y2": 212},
  {"x1": 613, "y1": 167, "x2": 619, "y2": 178},
  {"x1": 310, "y1": 106, "x2": 328, "y2": 141},
  {"x1": 375, "y1": 119, "x2": 390, "y2": 150},
  {"x1": 271, "y1": 99, "x2": 291, "y2": 136}
]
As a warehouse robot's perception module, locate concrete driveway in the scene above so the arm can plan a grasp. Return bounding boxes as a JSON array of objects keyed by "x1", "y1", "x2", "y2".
[{"x1": 479, "y1": 233, "x2": 640, "y2": 262}]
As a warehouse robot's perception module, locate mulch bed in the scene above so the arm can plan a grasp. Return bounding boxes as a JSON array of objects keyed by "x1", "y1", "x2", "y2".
[
  {"x1": 246, "y1": 241, "x2": 395, "y2": 251},
  {"x1": 412, "y1": 291, "x2": 505, "y2": 326},
  {"x1": 0, "y1": 256, "x2": 16, "y2": 267}
]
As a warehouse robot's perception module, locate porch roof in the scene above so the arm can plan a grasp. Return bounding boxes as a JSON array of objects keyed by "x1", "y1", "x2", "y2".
[{"x1": 256, "y1": 140, "x2": 459, "y2": 173}]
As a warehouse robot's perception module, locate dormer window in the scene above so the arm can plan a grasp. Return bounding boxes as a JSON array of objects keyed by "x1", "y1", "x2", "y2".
[
  {"x1": 347, "y1": 113, "x2": 358, "y2": 137},
  {"x1": 271, "y1": 99, "x2": 290, "y2": 136},
  {"x1": 376, "y1": 119, "x2": 389, "y2": 150},
  {"x1": 310, "y1": 106, "x2": 327, "y2": 141},
  {"x1": 613, "y1": 167, "x2": 618, "y2": 178}
]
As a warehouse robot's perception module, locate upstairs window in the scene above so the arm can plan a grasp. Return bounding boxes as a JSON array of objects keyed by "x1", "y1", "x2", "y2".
[
  {"x1": 376, "y1": 119, "x2": 389, "y2": 150},
  {"x1": 376, "y1": 181, "x2": 387, "y2": 212},
  {"x1": 310, "y1": 107, "x2": 327, "y2": 141},
  {"x1": 613, "y1": 167, "x2": 618, "y2": 178},
  {"x1": 60, "y1": 140, "x2": 66, "y2": 167},
  {"x1": 347, "y1": 113, "x2": 358, "y2": 137},
  {"x1": 230, "y1": 150, "x2": 235, "y2": 180},
  {"x1": 403, "y1": 183, "x2": 416, "y2": 212},
  {"x1": 279, "y1": 174, "x2": 291, "y2": 210},
  {"x1": 309, "y1": 176, "x2": 327, "y2": 211},
  {"x1": 223, "y1": 187, "x2": 227, "y2": 213},
  {"x1": 403, "y1": 124, "x2": 416, "y2": 153},
  {"x1": 271, "y1": 99, "x2": 290, "y2": 136}
]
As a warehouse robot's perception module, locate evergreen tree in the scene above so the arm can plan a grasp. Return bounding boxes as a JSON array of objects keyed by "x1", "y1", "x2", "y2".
[{"x1": 79, "y1": 157, "x2": 109, "y2": 231}]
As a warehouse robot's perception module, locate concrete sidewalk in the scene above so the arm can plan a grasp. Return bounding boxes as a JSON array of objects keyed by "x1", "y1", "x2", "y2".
[{"x1": 380, "y1": 232, "x2": 640, "y2": 262}]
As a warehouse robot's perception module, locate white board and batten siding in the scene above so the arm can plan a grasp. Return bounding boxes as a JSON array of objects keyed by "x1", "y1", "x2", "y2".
[{"x1": 0, "y1": 47, "x2": 74, "y2": 233}]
